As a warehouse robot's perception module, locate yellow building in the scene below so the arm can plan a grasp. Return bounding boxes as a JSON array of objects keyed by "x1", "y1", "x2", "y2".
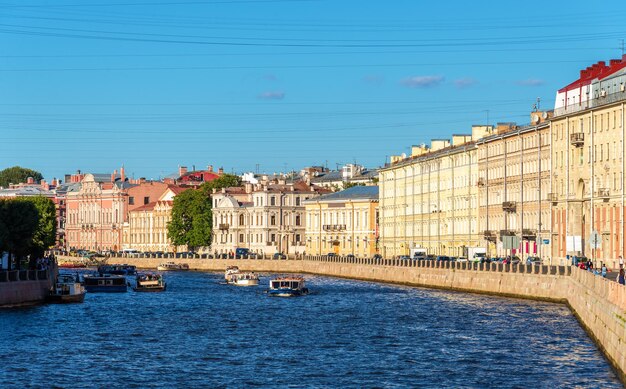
[
  {"x1": 476, "y1": 118, "x2": 553, "y2": 261},
  {"x1": 124, "y1": 186, "x2": 189, "y2": 252},
  {"x1": 379, "y1": 127, "x2": 489, "y2": 258},
  {"x1": 304, "y1": 186, "x2": 379, "y2": 257},
  {"x1": 550, "y1": 56, "x2": 626, "y2": 266}
]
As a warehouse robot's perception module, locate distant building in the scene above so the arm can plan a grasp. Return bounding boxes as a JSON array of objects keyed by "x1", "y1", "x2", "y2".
[
  {"x1": 303, "y1": 186, "x2": 379, "y2": 257},
  {"x1": 211, "y1": 181, "x2": 330, "y2": 255},
  {"x1": 310, "y1": 164, "x2": 378, "y2": 190},
  {"x1": 163, "y1": 165, "x2": 222, "y2": 187}
]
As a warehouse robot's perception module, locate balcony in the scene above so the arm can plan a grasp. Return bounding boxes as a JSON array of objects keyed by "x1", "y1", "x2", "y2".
[
  {"x1": 477, "y1": 177, "x2": 485, "y2": 187},
  {"x1": 483, "y1": 230, "x2": 496, "y2": 242},
  {"x1": 502, "y1": 201, "x2": 516, "y2": 213},
  {"x1": 547, "y1": 193, "x2": 558, "y2": 204},
  {"x1": 219, "y1": 223, "x2": 229, "y2": 230},
  {"x1": 597, "y1": 188, "x2": 610, "y2": 201},
  {"x1": 522, "y1": 229, "x2": 537, "y2": 240},
  {"x1": 323, "y1": 224, "x2": 347, "y2": 231},
  {"x1": 570, "y1": 132, "x2": 584, "y2": 147}
]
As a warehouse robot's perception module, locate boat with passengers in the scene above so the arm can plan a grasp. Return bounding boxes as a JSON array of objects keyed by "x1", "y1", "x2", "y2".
[
  {"x1": 133, "y1": 273, "x2": 166, "y2": 292},
  {"x1": 83, "y1": 273, "x2": 128, "y2": 293},
  {"x1": 268, "y1": 276, "x2": 309, "y2": 297},
  {"x1": 157, "y1": 262, "x2": 189, "y2": 271},
  {"x1": 97, "y1": 264, "x2": 137, "y2": 276},
  {"x1": 224, "y1": 266, "x2": 240, "y2": 282},
  {"x1": 48, "y1": 273, "x2": 86, "y2": 303},
  {"x1": 228, "y1": 272, "x2": 259, "y2": 286}
]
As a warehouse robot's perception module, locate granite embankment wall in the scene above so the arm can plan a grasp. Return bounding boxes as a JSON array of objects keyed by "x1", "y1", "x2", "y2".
[
  {"x1": 58, "y1": 255, "x2": 625, "y2": 381},
  {"x1": 0, "y1": 269, "x2": 53, "y2": 307}
]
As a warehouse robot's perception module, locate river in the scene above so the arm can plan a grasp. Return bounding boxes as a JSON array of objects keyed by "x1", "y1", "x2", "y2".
[{"x1": 0, "y1": 271, "x2": 621, "y2": 388}]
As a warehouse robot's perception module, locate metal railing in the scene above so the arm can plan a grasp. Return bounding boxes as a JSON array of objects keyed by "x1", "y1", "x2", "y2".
[
  {"x1": 554, "y1": 89, "x2": 626, "y2": 117},
  {"x1": 0, "y1": 269, "x2": 49, "y2": 283}
]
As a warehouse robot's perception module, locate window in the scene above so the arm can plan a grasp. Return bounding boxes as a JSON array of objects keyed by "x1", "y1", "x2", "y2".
[
  {"x1": 129, "y1": 197, "x2": 134, "y2": 205},
  {"x1": 270, "y1": 197, "x2": 276, "y2": 206},
  {"x1": 295, "y1": 215, "x2": 301, "y2": 226},
  {"x1": 239, "y1": 214, "x2": 245, "y2": 225},
  {"x1": 271, "y1": 233, "x2": 276, "y2": 242},
  {"x1": 295, "y1": 197, "x2": 300, "y2": 206},
  {"x1": 144, "y1": 196, "x2": 149, "y2": 205},
  {"x1": 295, "y1": 234, "x2": 301, "y2": 242},
  {"x1": 270, "y1": 215, "x2": 276, "y2": 225},
  {"x1": 239, "y1": 234, "x2": 244, "y2": 243}
]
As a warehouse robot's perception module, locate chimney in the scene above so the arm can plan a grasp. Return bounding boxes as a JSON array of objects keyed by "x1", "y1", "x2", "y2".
[
  {"x1": 207, "y1": 165, "x2": 213, "y2": 172},
  {"x1": 120, "y1": 166, "x2": 125, "y2": 182},
  {"x1": 245, "y1": 182, "x2": 252, "y2": 193},
  {"x1": 27, "y1": 177, "x2": 34, "y2": 184},
  {"x1": 111, "y1": 169, "x2": 117, "y2": 182},
  {"x1": 179, "y1": 166, "x2": 188, "y2": 177},
  {"x1": 218, "y1": 167, "x2": 224, "y2": 175},
  {"x1": 610, "y1": 59, "x2": 620, "y2": 66},
  {"x1": 51, "y1": 178, "x2": 58, "y2": 186}
]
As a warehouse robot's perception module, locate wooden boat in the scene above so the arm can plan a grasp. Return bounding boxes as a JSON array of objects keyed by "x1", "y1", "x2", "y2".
[
  {"x1": 229, "y1": 272, "x2": 259, "y2": 286},
  {"x1": 268, "y1": 276, "x2": 309, "y2": 297},
  {"x1": 48, "y1": 273, "x2": 86, "y2": 303},
  {"x1": 157, "y1": 262, "x2": 189, "y2": 271},
  {"x1": 97, "y1": 264, "x2": 137, "y2": 276},
  {"x1": 133, "y1": 273, "x2": 166, "y2": 292},
  {"x1": 83, "y1": 273, "x2": 128, "y2": 293}
]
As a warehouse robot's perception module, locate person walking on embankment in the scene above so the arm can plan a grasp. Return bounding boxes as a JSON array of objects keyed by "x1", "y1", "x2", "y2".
[{"x1": 618, "y1": 269, "x2": 625, "y2": 285}]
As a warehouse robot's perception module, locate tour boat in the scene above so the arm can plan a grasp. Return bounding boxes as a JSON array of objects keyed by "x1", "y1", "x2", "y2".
[
  {"x1": 58, "y1": 261, "x2": 86, "y2": 269},
  {"x1": 48, "y1": 273, "x2": 86, "y2": 303},
  {"x1": 97, "y1": 264, "x2": 137, "y2": 276},
  {"x1": 83, "y1": 273, "x2": 128, "y2": 293},
  {"x1": 133, "y1": 273, "x2": 166, "y2": 292},
  {"x1": 224, "y1": 266, "x2": 240, "y2": 282},
  {"x1": 229, "y1": 272, "x2": 259, "y2": 286},
  {"x1": 268, "y1": 276, "x2": 309, "y2": 297},
  {"x1": 157, "y1": 262, "x2": 189, "y2": 271}
]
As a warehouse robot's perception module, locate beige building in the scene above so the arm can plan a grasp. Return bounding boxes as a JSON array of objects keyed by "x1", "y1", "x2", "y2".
[
  {"x1": 476, "y1": 118, "x2": 553, "y2": 261},
  {"x1": 124, "y1": 186, "x2": 189, "y2": 252},
  {"x1": 379, "y1": 128, "x2": 488, "y2": 258},
  {"x1": 303, "y1": 186, "x2": 379, "y2": 257},
  {"x1": 551, "y1": 56, "x2": 626, "y2": 265},
  {"x1": 211, "y1": 181, "x2": 329, "y2": 255}
]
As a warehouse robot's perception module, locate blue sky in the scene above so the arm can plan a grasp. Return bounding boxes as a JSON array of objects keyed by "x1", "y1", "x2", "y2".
[{"x1": 1, "y1": 0, "x2": 625, "y2": 181}]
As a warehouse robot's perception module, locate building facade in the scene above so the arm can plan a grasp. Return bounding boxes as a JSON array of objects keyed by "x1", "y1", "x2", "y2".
[
  {"x1": 551, "y1": 56, "x2": 626, "y2": 266},
  {"x1": 211, "y1": 181, "x2": 329, "y2": 255},
  {"x1": 303, "y1": 186, "x2": 379, "y2": 257},
  {"x1": 477, "y1": 119, "x2": 553, "y2": 261},
  {"x1": 379, "y1": 129, "x2": 487, "y2": 258}
]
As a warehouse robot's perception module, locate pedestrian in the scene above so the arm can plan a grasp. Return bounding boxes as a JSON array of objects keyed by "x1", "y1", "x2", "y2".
[
  {"x1": 601, "y1": 263, "x2": 607, "y2": 278},
  {"x1": 619, "y1": 256, "x2": 624, "y2": 270},
  {"x1": 618, "y1": 269, "x2": 625, "y2": 285}
]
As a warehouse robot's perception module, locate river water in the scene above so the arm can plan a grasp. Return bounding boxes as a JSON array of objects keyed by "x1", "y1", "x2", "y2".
[{"x1": 0, "y1": 271, "x2": 621, "y2": 388}]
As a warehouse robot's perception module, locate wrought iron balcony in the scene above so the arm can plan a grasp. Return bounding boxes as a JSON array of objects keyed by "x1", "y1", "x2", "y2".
[
  {"x1": 219, "y1": 223, "x2": 229, "y2": 230},
  {"x1": 570, "y1": 132, "x2": 584, "y2": 147},
  {"x1": 597, "y1": 188, "x2": 610, "y2": 200},
  {"x1": 522, "y1": 229, "x2": 537, "y2": 240},
  {"x1": 502, "y1": 201, "x2": 517, "y2": 213},
  {"x1": 483, "y1": 230, "x2": 496, "y2": 242},
  {"x1": 547, "y1": 193, "x2": 558, "y2": 203},
  {"x1": 477, "y1": 177, "x2": 485, "y2": 187}
]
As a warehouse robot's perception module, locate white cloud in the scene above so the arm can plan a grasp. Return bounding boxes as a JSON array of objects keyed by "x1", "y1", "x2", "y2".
[
  {"x1": 401, "y1": 75, "x2": 444, "y2": 88},
  {"x1": 454, "y1": 77, "x2": 478, "y2": 89},
  {"x1": 516, "y1": 78, "x2": 545, "y2": 87},
  {"x1": 258, "y1": 91, "x2": 285, "y2": 100}
]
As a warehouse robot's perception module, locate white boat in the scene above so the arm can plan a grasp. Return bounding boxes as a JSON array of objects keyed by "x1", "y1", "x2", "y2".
[
  {"x1": 268, "y1": 276, "x2": 309, "y2": 297},
  {"x1": 48, "y1": 273, "x2": 86, "y2": 303},
  {"x1": 157, "y1": 262, "x2": 189, "y2": 271},
  {"x1": 224, "y1": 266, "x2": 240, "y2": 282},
  {"x1": 133, "y1": 273, "x2": 166, "y2": 292},
  {"x1": 230, "y1": 272, "x2": 259, "y2": 286}
]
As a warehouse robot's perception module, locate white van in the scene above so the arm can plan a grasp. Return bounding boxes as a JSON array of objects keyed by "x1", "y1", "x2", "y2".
[{"x1": 122, "y1": 249, "x2": 139, "y2": 256}]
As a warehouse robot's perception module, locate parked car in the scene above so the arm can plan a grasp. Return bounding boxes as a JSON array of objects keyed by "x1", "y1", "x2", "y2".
[
  {"x1": 426, "y1": 254, "x2": 436, "y2": 261},
  {"x1": 372, "y1": 254, "x2": 382, "y2": 260},
  {"x1": 436, "y1": 256, "x2": 450, "y2": 261},
  {"x1": 397, "y1": 255, "x2": 411, "y2": 260},
  {"x1": 346, "y1": 254, "x2": 356, "y2": 259},
  {"x1": 527, "y1": 256, "x2": 542, "y2": 265},
  {"x1": 273, "y1": 252, "x2": 287, "y2": 260},
  {"x1": 327, "y1": 253, "x2": 337, "y2": 257},
  {"x1": 455, "y1": 257, "x2": 468, "y2": 263}
]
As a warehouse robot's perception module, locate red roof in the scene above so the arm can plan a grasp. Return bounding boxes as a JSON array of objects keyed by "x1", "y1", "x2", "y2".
[
  {"x1": 179, "y1": 171, "x2": 220, "y2": 183},
  {"x1": 167, "y1": 185, "x2": 191, "y2": 195},
  {"x1": 559, "y1": 55, "x2": 626, "y2": 93}
]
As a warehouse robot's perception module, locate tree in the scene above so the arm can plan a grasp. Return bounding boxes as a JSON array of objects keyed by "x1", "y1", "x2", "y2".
[
  {"x1": 167, "y1": 189, "x2": 212, "y2": 251},
  {"x1": 26, "y1": 196, "x2": 57, "y2": 261},
  {"x1": 0, "y1": 199, "x2": 39, "y2": 270},
  {"x1": 200, "y1": 173, "x2": 242, "y2": 195},
  {"x1": 343, "y1": 182, "x2": 365, "y2": 190},
  {"x1": 0, "y1": 166, "x2": 43, "y2": 188}
]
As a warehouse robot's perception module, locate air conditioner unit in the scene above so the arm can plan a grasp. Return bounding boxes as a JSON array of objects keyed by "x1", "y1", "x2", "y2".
[
  {"x1": 600, "y1": 90, "x2": 607, "y2": 97},
  {"x1": 621, "y1": 84, "x2": 625, "y2": 92}
]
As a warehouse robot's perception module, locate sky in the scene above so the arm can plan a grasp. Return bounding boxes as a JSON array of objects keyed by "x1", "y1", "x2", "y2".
[{"x1": 1, "y1": 0, "x2": 626, "y2": 182}]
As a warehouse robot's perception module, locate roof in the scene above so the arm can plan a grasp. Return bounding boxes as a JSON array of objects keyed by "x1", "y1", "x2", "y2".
[
  {"x1": 305, "y1": 185, "x2": 379, "y2": 203},
  {"x1": 167, "y1": 185, "x2": 190, "y2": 195},
  {"x1": 131, "y1": 201, "x2": 157, "y2": 212},
  {"x1": 559, "y1": 55, "x2": 626, "y2": 93}
]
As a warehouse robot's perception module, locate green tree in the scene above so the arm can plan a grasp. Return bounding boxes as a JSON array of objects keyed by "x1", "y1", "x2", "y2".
[
  {"x1": 343, "y1": 182, "x2": 365, "y2": 190},
  {"x1": 200, "y1": 173, "x2": 242, "y2": 195},
  {"x1": 0, "y1": 166, "x2": 43, "y2": 188},
  {"x1": 0, "y1": 199, "x2": 39, "y2": 270},
  {"x1": 26, "y1": 196, "x2": 57, "y2": 260},
  {"x1": 167, "y1": 189, "x2": 212, "y2": 251}
]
